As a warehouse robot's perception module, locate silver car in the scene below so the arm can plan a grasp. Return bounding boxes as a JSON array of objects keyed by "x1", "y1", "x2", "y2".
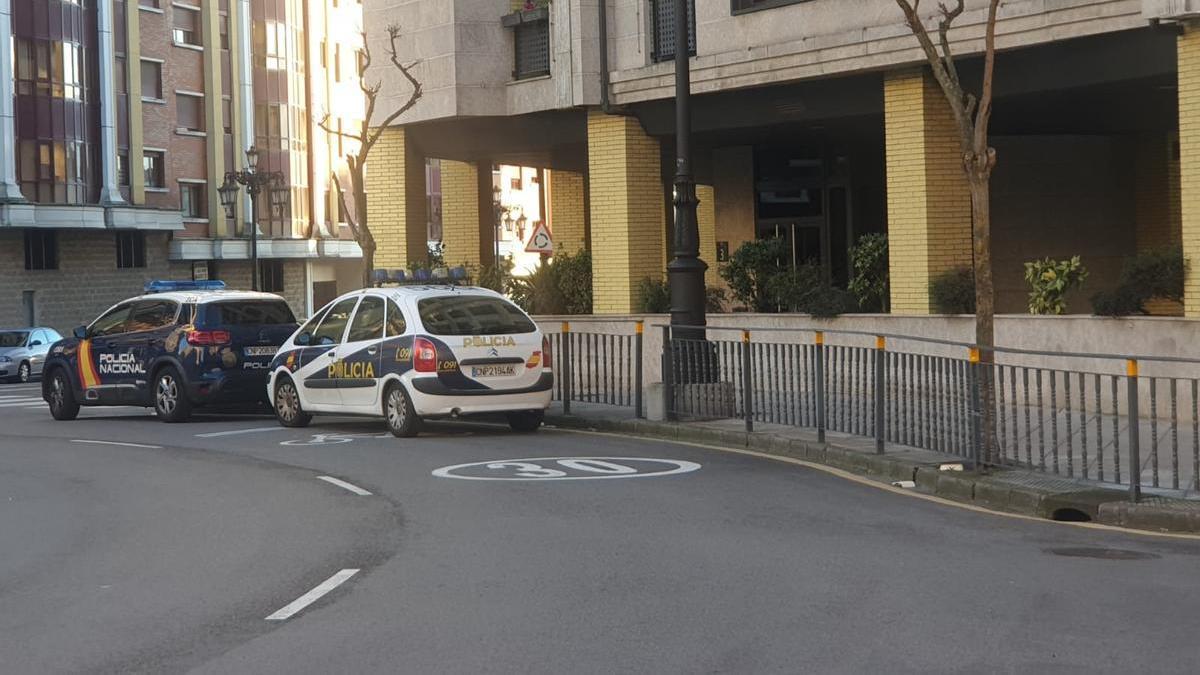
[{"x1": 0, "y1": 327, "x2": 63, "y2": 383}]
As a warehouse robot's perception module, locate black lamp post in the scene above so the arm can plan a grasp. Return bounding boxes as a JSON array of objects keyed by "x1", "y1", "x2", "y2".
[
  {"x1": 218, "y1": 146, "x2": 289, "y2": 291},
  {"x1": 667, "y1": 0, "x2": 706, "y2": 336},
  {"x1": 492, "y1": 185, "x2": 504, "y2": 264}
]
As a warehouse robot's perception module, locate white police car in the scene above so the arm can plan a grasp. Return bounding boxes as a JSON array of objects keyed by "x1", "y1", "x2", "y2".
[{"x1": 266, "y1": 285, "x2": 552, "y2": 437}]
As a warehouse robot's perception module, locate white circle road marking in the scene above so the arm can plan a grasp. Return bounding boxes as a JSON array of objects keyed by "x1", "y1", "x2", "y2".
[
  {"x1": 281, "y1": 434, "x2": 354, "y2": 446},
  {"x1": 432, "y1": 457, "x2": 701, "y2": 481}
]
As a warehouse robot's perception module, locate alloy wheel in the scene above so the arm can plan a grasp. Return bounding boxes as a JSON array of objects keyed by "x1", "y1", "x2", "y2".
[
  {"x1": 18, "y1": 363, "x2": 30, "y2": 383},
  {"x1": 49, "y1": 374, "x2": 65, "y2": 411},
  {"x1": 276, "y1": 382, "x2": 300, "y2": 423},
  {"x1": 156, "y1": 374, "x2": 178, "y2": 415},
  {"x1": 387, "y1": 387, "x2": 406, "y2": 431}
]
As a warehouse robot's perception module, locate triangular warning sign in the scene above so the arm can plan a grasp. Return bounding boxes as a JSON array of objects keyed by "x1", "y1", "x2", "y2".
[{"x1": 525, "y1": 222, "x2": 554, "y2": 253}]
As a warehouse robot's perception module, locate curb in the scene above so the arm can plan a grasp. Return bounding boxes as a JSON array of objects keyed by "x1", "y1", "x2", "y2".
[{"x1": 546, "y1": 413, "x2": 1200, "y2": 535}]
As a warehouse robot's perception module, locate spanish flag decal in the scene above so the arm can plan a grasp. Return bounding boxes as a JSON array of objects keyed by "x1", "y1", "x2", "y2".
[{"x1": 77, "y1": 340, "x2": 101, "y2": 389}]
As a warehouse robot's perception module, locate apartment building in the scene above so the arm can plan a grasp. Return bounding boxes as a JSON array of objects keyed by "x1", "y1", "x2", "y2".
[
  {"x1": 0, "y1": 0, "x2": 364, "y2": 330},
  {"x1": 362, "y1": 0, "x2": 1200, "y2": 316}
]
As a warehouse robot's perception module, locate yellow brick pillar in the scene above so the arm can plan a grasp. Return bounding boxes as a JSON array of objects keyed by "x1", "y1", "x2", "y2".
[
  {"x1": 439, "y1": 160, "x2": 484, "y2": 268},
  {"x1": 697, "y1": 184, "x2": 717, "y2": 287},
  {"x1": 548, "y1": 169, "x2": 588, "y2": 254},
  {"x1": 366, "y1": 126, "x2": 427, "y2": 269},
  {"x1": 1178, "y1": 28, "x2": 1200, "y2": 316},
  {"x1": 586, "y1": 111, "x2": 666, "y2": 313},
  {"x1": 883, "y1": 70, "x2": 972, "y2": 314},
  {"x1": 1135, "y1": 132, "x2": 1183, "y2": 316}
]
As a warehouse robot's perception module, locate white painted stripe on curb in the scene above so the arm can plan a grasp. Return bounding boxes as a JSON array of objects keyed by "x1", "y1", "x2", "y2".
[
  {"x1": 71, "y1": 439, "x2": 163, "y2": 449},
  {"x1": 265, "y1": 569, "x2": 359, "y2": 621},
  {"x1": 195, "y1": 426, "x2": 281, "y2": 438},
  {"x1": 317, "y1": 476, "x2": 373, "y2": 496}
]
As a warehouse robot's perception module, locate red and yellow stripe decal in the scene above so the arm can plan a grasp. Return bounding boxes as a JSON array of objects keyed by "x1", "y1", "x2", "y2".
[{"x1": 77, "y1": 340, "x2": 101, "y2": 389}]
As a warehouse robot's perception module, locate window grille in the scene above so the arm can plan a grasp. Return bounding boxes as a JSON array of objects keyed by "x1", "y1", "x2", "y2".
[
  {"x1": 651, "y1": 0, "x2": 695, "y2": 64},
  {"x1": 514, "y1": 19, "x2": 550, "y2": 80}
]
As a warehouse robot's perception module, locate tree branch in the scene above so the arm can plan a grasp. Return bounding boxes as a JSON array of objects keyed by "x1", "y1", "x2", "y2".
[
  {"x1": 363, "y1": 24, "x2": 423, "y2": 151},
  {"x1": 974, "y1": 0, "x2": 1000, "y2": 169},
  {"x1": 936, "y1": 0, "x2": 964, "y2": 89},
  {"x1": 895, "y1": 0, "x2": 971, "y2": 150},
  {"x1": 317, "y1": 113, "x2": 367, "y2": 145}
]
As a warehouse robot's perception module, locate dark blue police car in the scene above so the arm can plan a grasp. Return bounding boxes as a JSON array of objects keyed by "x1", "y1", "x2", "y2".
[{"x1": 42, "y1": 280, "x2": 299, "y2": 422}]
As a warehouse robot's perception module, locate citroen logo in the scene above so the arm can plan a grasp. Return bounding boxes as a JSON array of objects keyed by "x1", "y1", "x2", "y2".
[{"x1": 489, "y1": 347, "x2": 500, "y2": 357}]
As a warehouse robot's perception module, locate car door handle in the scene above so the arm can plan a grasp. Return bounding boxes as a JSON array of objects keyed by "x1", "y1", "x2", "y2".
[
  {"x1": 324, "y1": 351, "x2": 337, "y2": 358},
  {"x1": 366, "y1": 346, "x2": 379, "y2": 356}
]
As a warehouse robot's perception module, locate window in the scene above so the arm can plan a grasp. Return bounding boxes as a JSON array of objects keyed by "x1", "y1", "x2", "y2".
[
  {"x1": 139, "y1": 0, "x2": 160, "y2": 8},
  {"x1": 127, "y1": 300, "x2": 179, "y2": 332},
  {"x1": 731, "y1": 0, "x2": 808, "y2": 14},
  {"x1": 334, "y1": 44, "x2": 341, "y2": 82},
  {"x1": 356, "y1": 49, "x2": 365, "y2": 77},
  {"x1": 417, "y1": 296, "x2": 536, "y2": 336},
  {"x1": 311, "y1": 297, "x2": 357, "y2": 345},
  {"x1": 143, "y1": 151, "x2": 165, "y2": 188},
  {"x1": 24, "y1": 230, "x2": 58, "y2": 271},
  {"x1": 347, "y1": 296, "x2": 385, "y2": 342},
  {"x1": 513, "y1": 19, "x2": 550, "y2": 80},
  {"x1": 117, "y1": 154, "x2": 130, "y2": 186},
  {"x1": 651, "y1": 0, "x2": 696, "y2": 63},
  {"x1": 90, "y1": 304, "x2": 134, "y2": 337},
  {"x1": 116, "y1": 232, "x2": 147, "y2": 269},
  {"x1": 177, "y1": 93, "x2": 204, "y2": 132},
  {"x1": 140, "y1": 59, "x2": 163, "y2": 99},
  {"x1": 386, "y1": 299, "x2": 407, "y2": 337},
  {"x1": 173, "y1": 7, "x2": 201, "y2": 47},
  {"x1": 319, "y1": 40, "x2": 326, "y2": 68},
  {"x1": 219, "y1": 16, "x2": 229, "y2": 50},
  {"x1": 180, "y1": 182, "x2": 205, "y2": 218},
  {"x1": 203, "y1": 300, "x2": 297, "y2": 326},
  {"x1": 259, "y1": 260, "x2": 285, "y2": 293}
]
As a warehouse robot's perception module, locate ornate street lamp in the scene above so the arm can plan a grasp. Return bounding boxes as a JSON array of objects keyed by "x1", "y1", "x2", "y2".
[
  {"x1": 668, "y1": 0, "x2": 706, "y2": 335},
  {"x1": 219, "y1": 146, "x2": 288, "y2": 291}
]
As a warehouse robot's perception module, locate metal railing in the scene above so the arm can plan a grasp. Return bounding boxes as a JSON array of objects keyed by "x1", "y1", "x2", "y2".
[
  {"x1": 660, "y1": 324, "x2": 1200, "y2": 502},
  {"x1": 544, "y1": 320, "x2": 643, "y2": 418}
]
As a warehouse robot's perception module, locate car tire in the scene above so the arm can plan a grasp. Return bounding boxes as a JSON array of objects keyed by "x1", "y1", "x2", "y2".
[
  {"x1": 17, "y1": 361, "x2": 31, "y2": 384},
  {"x1": 273, "y1": 376, "x2": 311, "y2": 428},
  {"x1": 153, "y1": 366, "x2": 193, "y2": 423},
  {"x1": 506, "y1": 410, "x2": 544, "y2": 433},
  {"x1": 384, "y1": 382, "x2": 420, "y2": 438},
  {"x1": 46, "y1": 368, "x2": 80, "y2": 421}
]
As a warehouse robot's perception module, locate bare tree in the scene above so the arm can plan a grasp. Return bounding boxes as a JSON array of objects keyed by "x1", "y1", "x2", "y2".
[
  {"x1": 895, "y1": 0, "x2": 1000, "y2": 462},
  {"x1": 319, "y1": 24, "x2": 422, "y2": 289}
]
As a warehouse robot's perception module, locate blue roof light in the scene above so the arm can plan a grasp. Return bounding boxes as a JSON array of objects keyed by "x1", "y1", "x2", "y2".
[{"x1": 144, "y1": 280, "x2": 227, "y2": 293}]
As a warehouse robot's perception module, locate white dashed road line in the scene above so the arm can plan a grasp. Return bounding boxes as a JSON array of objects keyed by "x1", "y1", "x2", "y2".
[
  {"x1": 0, "y1": 398, "x2": 45, "y2": 408},
  {"x1": 195, "y1": 426, "x2": 282, "y2": 438},
  {"x1": 265, "y1": 569, "x2": 360, "y2": 621},
  {"x1": 316, "y1": 476, "x2": 373, "y2": 496},
  {"x1": 71, "y1": 439, "x2": 164, "y2": 450}
]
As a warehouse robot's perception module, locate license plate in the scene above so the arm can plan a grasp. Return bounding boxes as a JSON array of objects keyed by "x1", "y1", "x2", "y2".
[
  {"x1": 244, "y1": 346, "x2": 278, "y2": 357},
  {"x1": 471, "y1": 365, "x2": 516, "y2": 378}
]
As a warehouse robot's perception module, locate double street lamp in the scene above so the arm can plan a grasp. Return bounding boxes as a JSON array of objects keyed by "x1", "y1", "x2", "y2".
[{"x1": 217, "y1": 146, "x2": 289, "y2": 291}]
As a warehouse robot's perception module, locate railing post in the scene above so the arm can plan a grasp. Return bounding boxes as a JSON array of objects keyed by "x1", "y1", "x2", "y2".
[
  {"x1": 969, "y1": 347, "x2": 983, "y2": 468},
  {"x1": 742, "y1": 330, "x2": 753, "y2": 433},
  {"x1": 661, "y1": 325, "x2": 674, "y2": 422},
  {"x1": 875, "y1": 336, "x2": 886, "y2": 455},
  {"x1": 815, "y1": 331, "x2": 826, "y2": 443},
  {"x1": 635, "y1": 321, "x2": 644, "y2": 419},
  {"x1": 1127, "y1": 359, "x2": 1141, "y2": 502},
  {"x1": 561, "y1": 321, "x2": 571, "y2": 415}
]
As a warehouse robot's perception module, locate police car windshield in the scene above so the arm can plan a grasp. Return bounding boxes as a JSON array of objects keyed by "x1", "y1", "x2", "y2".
[
  {"x1": 202, "y1": 300, "x2": 297, "y2": 326},
  {"x1": 417, "y1": 296, "x2": 536, "y2": 336},
  {"x1": 0, "y1": 331, "x2": 28, "y2": 347}
]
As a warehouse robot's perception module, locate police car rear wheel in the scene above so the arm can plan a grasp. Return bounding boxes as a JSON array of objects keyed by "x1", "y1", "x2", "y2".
[
  {"x1": 274, "y1": 377, "x2": 311, "y2": 428},
  {"x1": 385, "y1": 383, "x2": 420, "y2": 438},
  {"x1": 154, "y1": 367, "x2": 192, "y2": 423},
  {"x1": 506, "y1": 410, "x2": 543, "y2": 433},
  {"x1": 47, "y1": 369, "x2": 79, "y2": 421}
]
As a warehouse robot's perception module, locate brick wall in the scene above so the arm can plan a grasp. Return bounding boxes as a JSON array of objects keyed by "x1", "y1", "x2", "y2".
[
  {"x1": 883, "y1": 70, "x2": 972, "y2": 314},
  {"x1": 439, "y1": 160, "x2": 482, "y2": 267},
  {"x1": 170, "y1": 259, "x2": 310, "y2": 319},
  {"x1": 1, "y1": 230, "x2": 171, "y2": 332},
  {"x1": 549, "y1": 169, "x2": 587, "y2": 253},
  {"x1": 712, "y1": 146, "x2": 756, "y2": 299},
  {"x1": 1179, "y1": 29, "x2": 1200, "y2": 317},
  {"x1": 1134, "y1": 131, "x2": 1184, "y2": 316},
  {"x1": 366, "y1": 126, "x2": 428, "y2": 269},
  {"x1": 586, "y1": 111, "x2": 666, "y2": 314},
  {"x1": 697, "y1": 184, "x2": 717, "y2": 287}
]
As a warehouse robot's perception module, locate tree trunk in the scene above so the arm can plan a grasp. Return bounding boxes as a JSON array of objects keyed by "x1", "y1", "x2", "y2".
[
  {"x1": 360, "y1": 238, "x2": 376, "y2": 290},
  {"x1": 968, "y1": 172, "x2": 997, "y2": 465}
]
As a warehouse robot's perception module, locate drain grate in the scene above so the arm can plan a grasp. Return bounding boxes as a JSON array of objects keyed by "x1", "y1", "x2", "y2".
[{"x1": 1045, "y1": 547, "x2": 1161, "y2": 561}]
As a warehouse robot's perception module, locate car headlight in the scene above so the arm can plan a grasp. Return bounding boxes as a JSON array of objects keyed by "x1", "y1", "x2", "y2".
[{"x1": 0, "y1": 356, "x2": 10, "y2": 363}]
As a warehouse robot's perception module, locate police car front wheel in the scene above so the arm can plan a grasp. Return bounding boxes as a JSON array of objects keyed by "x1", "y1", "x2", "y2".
[
  {"x1": 47, "y1": 369, "x2": 80, "y2": 421},
  {"x1": 273, "y1": 376, "x2": 311, "y2": 428},
  {"x1": 154, "y1": 366, "x2": 193, "y2": 423}
]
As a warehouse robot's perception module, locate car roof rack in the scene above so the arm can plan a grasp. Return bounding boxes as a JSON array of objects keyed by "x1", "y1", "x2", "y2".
[{"x1": 144, "y1": 280, "x2": 228, "y2": 293}]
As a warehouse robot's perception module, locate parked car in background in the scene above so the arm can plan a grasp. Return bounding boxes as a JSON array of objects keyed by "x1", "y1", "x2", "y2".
[{"x1": 0, "y1": 328, "x2": 63, "y2": 383}]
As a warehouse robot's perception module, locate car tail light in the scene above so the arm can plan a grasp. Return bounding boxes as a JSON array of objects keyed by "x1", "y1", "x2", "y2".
[
  {"x1": 186, "y1": 329, "x2": 231, "y2": 346},
  {"x1": 542, "y1": 336, "x2": 552, "y2": 368},
  {"x1": 414, "y1": 337, "x2": 437, "y2": 373}
]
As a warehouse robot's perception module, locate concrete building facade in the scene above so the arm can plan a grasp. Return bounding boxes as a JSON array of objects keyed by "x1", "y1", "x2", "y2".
[{"x1": 361, "y1": 0, "x2": 1200, "y2": 316}]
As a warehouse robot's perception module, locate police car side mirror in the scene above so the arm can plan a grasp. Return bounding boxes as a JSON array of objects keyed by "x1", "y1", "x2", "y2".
[
  {"x1": 296, "y1": 333, "x2": 311, "y2": 346},
  {"x1": 72, "y1": 326, "x2": 88, "y2": 340}
]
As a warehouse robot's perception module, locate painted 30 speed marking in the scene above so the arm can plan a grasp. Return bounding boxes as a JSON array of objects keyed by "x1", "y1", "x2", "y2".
[{"x1": 432, "y1": 457, "x2": 701, "y2": 481}]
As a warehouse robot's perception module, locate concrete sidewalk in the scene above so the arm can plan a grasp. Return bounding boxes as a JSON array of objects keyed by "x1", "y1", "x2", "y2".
[{"x1": 545, "y1": 401, "x2": 1200, "y2": 534}]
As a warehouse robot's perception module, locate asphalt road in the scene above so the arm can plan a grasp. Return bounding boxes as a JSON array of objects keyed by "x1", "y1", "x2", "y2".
[{"x1": 3, "y1": 380, "x2": 1200, "y2": 674}]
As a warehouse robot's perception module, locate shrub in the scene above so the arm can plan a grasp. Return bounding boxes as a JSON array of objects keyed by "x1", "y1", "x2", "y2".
[
  {"x1": 476, "y1": 256, "x2": 513, "y2": 293},
  {"x1": 1090, "y1": 248, "x2": 1186, "y2": 316},
  {"x1": 847, "y1": 233, "x2": 889, "y2": 313},
  {"x1": 554, "y1": 249, "x2": 593, "y2": 315},
  {"x1": 766, "y1": 265, "x2": 850, "y2": 318},
  {"x1": 706, "y1": 286, "x2": 729, "y2": 313},
  {"x1": 719, "y1": 238, "x2": 788, "y2": 312},
  {"x1": 930, "y1": 267, "x2": 975, "y2": 314},
  {"x1": 1091, "y1": 286, "x2": 1144, "y2": 317},
  {"x1": 635, "y1": 277, "x2": 671, "y2": 313},
  {"x1": 1024, "y1": 256, "x2": 1088, "y2": 315},
  {"x1": 507, "y1": 249, "x2": 593, "y2": 315}
]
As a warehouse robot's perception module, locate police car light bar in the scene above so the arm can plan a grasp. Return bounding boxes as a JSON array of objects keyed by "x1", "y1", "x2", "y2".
[{"x1": 144, "y1": 280, "x2": 227, "y2": 293}]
